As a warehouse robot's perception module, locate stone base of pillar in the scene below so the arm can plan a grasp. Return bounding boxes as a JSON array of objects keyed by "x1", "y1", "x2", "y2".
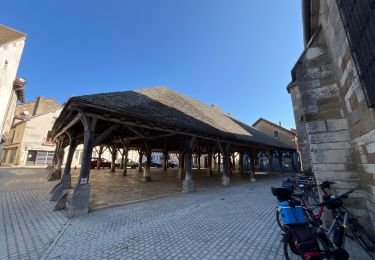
[
  {"x1": 177, "y1": 169, "x2": 185, "y2": 179},
  {"x1": 66, "y1": 184, "x2": 90, "y2": 218},
  {"x1": 221, "y1": 175, "x2": 230, "y2": 186},
  {"x1": 47, "y1": 169, "x2": 62, "y2": 181},
  {"x1": 61, "y1": 174, "x2": 71, "y2": 189},
  {"x1": 51, "y1": 183, "x2": 64, "y2": 201},
  {"x1": 182, "y1": 179, "x2": 195, "y2": 193},
  {"x1": 250, "y1": 172, "x2": 256, "y2": 183},
  {"x1": 54, "y1": 191, "x2": 68, "y2": 211},
  {"x1": 143, "y1": 176, "x2": 151, "y2": 182}
]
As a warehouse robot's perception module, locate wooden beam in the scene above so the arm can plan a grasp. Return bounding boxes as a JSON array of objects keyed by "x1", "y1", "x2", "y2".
[
  {"x1": 54, "y1": 113, "x2": 81, "y2": 141},
  {"x1": 92, "y1": 124, "x2": 120, "y2": 146}
]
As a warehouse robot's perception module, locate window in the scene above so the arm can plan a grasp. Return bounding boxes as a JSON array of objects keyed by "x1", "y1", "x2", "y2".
[
  {"x1": 337, "y1": 0, "x2": 375, "y2": 107},
  {"x1": 274, "y1": 130, "x2": 279, "y2": 138}
]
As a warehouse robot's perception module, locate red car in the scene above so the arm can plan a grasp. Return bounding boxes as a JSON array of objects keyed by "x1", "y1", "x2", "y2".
[{"x1": 91, "y1": 158, "x2": 119, "y2": 169}]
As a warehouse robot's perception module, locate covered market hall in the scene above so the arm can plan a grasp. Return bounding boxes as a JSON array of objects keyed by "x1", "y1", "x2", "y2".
[{"x1": 48, "y1": 87, "x2": 297, "y2": 218}]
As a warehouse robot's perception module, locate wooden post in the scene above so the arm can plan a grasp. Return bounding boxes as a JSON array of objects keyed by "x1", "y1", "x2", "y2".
[
  {"x1": 278, "y1": 151, "x2": 283, "y2": 172},
  {"x1": 177, "y1": 151, "x2": 185, "y2": 179},
  {"x1": 220, "y1": 143, "x2": 231, "y2": 186},
  {"x1": 123, "y1": 148, "x2": 128, "y2": 176},
  {"x1": 143, "y1": 142, "x2": 152, "y2": 182},
  {"x1": 239, "y1": 151, "x2": 244, "y2": 174},
  {"x1": 138, "y1": 149, "x2": 143, "y2": 173},
  {"x1": 249, "y1": 149, "x2": 257, "y2": 182},
  {"x1": 56, "y1": 139, "x2": 65, "y2": 179},
  {"x1": 182, "y1": 137, "x2": 196, "y2": 193},
  {"x1": 213, "y1": 154, "x2": 217, "y2": 169},
  {"x1": 197, "y1": 153, "x2": 201, "y2": 170},
  {"x1": 255, "y1": 150, "x2": 260, "y2": 172},
  {"x1": 67, "y1": 115, "x2": 96, "y2": 218},
  {"x1": 289, "y1": 151, "x2": 296, "y2": 173},
  {"x1": 208, "y1": 151, "x2": 213, "y2": 177},
  {"x1": 61, "y1": 141, "x2": 78, "y2": 189},
  {"x1": 163, "y1": 150, "x2": 168, "y2": 171},
  {"x1": 110, "y1": 144, "x2": 117, "y2": 173},
  {"x1": 120, "y1": 150, "x2": 125, "y2": 169},
  {"x1": 218, "y1": 153, "x2": 221, "y2": 172},
  {"x1": 97, "y1": 145, "x2": 103, "y2": 169}
]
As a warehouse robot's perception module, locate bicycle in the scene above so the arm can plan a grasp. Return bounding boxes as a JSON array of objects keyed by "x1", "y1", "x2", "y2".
[
  {"x1": 317, "y1": 182, "x2": 375, "y2": 259},
  {"x1": 271, "y1": 187, "x2": 332, "y2": 259}
]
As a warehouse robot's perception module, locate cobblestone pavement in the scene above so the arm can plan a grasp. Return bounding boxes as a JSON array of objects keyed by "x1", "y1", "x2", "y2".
[
  {"x1": 0, "y1": 168, "x2": 371, "y2": 259},
  {"x1": 0, "y1": 168, "x2": 67, "y2": 260},
  {"x1": 45, "y1": 177, "x2": 371, "y2": 260}
]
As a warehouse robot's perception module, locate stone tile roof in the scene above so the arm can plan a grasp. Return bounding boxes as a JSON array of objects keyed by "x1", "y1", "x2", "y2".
[
  {"x1": 0, "y1": 24, "x2": 26, "y2": 46},
  {"x1": 55, "y1": 87, "x2": 295, "y2": 150}
]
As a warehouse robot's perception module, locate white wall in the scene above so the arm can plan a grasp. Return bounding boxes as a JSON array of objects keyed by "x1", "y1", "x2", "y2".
[
  {"x1": 0, "y1": 39, "x2": 25, "y2": 138},
  {"x1": 18, "y1": 108, "x2": 62, "y2": 165}
]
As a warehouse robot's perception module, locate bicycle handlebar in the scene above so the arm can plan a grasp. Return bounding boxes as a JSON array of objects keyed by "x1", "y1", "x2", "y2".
[{"x1": 317, "y1": 189, "x2": 354, "y2": 207}]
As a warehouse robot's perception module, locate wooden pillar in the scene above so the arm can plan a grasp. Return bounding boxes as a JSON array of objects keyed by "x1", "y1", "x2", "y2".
[
  {"x1": 218, "y1": 153, "x2": 221, "y2": 172},
  {"x1": 138, "y1": 149, "x2": 143, "y2": 173},
  {"x1": 255, "y1": 150, "x2": 260, "y2": 171},
  {"x1": 208, "y1": 151, "x2": 213, "y2": 177},
  {"x1": 123, "y1": 148, "x2": 128, "y2": 176},
  {"x1": 249, "y1": 148, "x2": 257, "y2": 182},
  {"x1": 278, "y1": 151, "x2": 283, "y2": 172},
  {"x1": 213, "y1": 154, "x2": 217, "y2": 169},
  {"x1": 221, "y1": 144, "x2": 231, "y2": 186},
  {"x1": 289, "y1": 151, "x2": 296, "y2": 173},
  {"x1": 177, "y1": 151, "x2": 185, "y2": 179},
  {"x1": 120, "y1": 151, "x2": 125, "y2": 169},
  {"x1": 67, "y1": 115, "x2": 96, "y2": 218},
  {"x1": 97, "y1": 145, "x2": 103, "y2": 169},
  {"x1": 110, "y1": 144, "x2": 117, "y2": 173},
  {"x1": 232, "y1": 153, "x2": 236, "y2": 171},
  {"x1": 143, "y1": 143, "x2": 152, "y2": 182},
  {"x1": 61, "y1": 141, "x2": 78, "y2": 189},
  {"x1": 163, "y1": 150, "x2": 168, "y2": 171},
  {"x1": 239, "y1": 152, "x2": 244, "y2": 174},
  {"x1": 56, "y1": 140, "x2": 66, "y2": 179},
  {"x1": 197, "y1": 153, "x2": 201, "y2": 170},
  {"x1": 182, "y1": 137, "x2": 195, "y2": 193}
]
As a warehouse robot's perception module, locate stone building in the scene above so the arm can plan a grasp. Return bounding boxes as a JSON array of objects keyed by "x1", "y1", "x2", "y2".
[
  {"x1": 1, "y1": 97, "x2": 62, "y2": 166},
  {"x1": 252, "y1": 118, "x2": 297, "y2": 148},
  {"x1": 252, "y1": 118, "x2": 299, "y2": 172},
  {"x1": 0, "y1": 25, "x2": 26, "y2": 155},
  {"x1": 287, "y1": 0, "x2": 375, "y2": 229}
]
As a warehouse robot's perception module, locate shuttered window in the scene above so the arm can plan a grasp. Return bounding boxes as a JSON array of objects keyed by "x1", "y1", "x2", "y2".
[{"x1": 337, "y1": 0, "x2": 375, "y2": 107}]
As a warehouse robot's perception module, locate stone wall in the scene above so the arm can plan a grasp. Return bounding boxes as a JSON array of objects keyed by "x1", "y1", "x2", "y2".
[
  {"x1": 253, "y1": 120, "x2": 296, "y2": 148},
  {"x1": 288, "y1": 0, "x2": 375, "y2": 229}
]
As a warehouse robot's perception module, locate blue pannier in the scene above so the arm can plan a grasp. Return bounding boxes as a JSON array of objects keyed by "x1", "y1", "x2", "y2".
[{"x1": 278, "y1": 201, "x2": 307, "y2": 225}]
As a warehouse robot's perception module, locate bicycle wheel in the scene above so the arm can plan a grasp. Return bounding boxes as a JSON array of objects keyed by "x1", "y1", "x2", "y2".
[
  {"x1": 307, "y1": 186, "x2": 319, "y2": 205},
  {"x1": 276, "y1": 208, "x2": 288, "y2": 232},
  {"x1": 283, "y1": 231, "x2": 332, "y2": 260},
  {"x1": 350, "y1": 223, "x2": 375, "y2": 259}
]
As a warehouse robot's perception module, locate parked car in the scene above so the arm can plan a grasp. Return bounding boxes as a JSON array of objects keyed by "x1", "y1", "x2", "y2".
[
  {"x1": 142, "y1": 161, "x2": 162, "y2": 168},
  {"x1": 91, "y1": 158, "x2": 119, "y2": 169},
  {"x1": 127, "y1": 159, "x2": 138, "y2": 169},
  {"x1": 167, "y1": 160, "x2": 178, "y2": 168}
]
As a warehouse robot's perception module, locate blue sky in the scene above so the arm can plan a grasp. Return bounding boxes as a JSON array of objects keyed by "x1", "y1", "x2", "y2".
[{"x1": 2, "y1": 0, "x2": 303, "y2": 129}]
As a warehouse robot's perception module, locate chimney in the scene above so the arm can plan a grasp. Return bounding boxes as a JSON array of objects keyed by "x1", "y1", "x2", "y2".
[
  {"x1": 279, "y1": 121, "x2": 282, "y2": 127},
  {"x1": 32, "y1": 96, "x2": 44, "y2": 116}
]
